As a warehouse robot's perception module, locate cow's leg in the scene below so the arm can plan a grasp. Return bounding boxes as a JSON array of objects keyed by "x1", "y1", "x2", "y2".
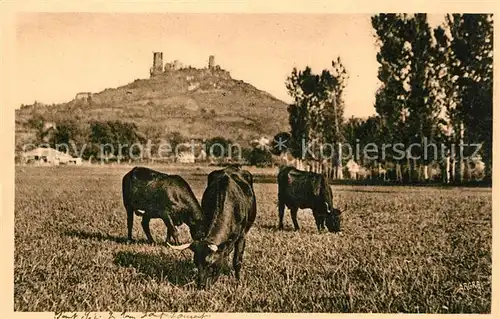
[
  {"x1": 290, "y1": 207, "x2": 300, "y2": 231},
  {"x1": 312, "y1": 211, "x2": 320, "y2": 231},
  {"x1": 125, "y1": 206, "x2": 134, "y2": 243},
  {"x1": 161, "y1": 213, "x2": 180, "y2": 244},
  {"x1": 233, "y1": 236, "x2": 246, "y2": 280},
  {"x1": 141, "y1": 216, "x2": 154, "y2": 243},
  {"x1": 315, "y1": 215, "x2": 322, "y2": 232},
  {"x1": 278, "y1": 199, "x2": 286, "y2": 230},
  {"x1": 210, "y1": 263, "x2": 222, "y2": 286},
  {"x1": 313, "y1": 211, "x2": 325, "y2": 233},
  {"x1": 165, "y1": 224, "x2": 180, "y2": 245}
]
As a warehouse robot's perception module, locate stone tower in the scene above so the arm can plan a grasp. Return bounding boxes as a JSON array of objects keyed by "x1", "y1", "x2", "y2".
[
  {"x1": 208, "y1": 55, "x2": 215, "y2": 69},
  {"x1": 150, "y1": 52, "x2": 164, "y2": 76}
]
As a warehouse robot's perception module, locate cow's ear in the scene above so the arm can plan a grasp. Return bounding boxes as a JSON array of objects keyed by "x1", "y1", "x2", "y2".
[
  {"x1": 206, "y1": 172, "x2": 214, "y2": 186},
  {"x1": 240, "y1": 171, "x2": 254, "y2": 186}
]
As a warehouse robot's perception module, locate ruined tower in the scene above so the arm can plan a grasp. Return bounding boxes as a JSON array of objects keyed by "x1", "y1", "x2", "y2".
[
  {"x1": 150, "y1": 52, "x2": 164, "y2": 76},
  {"x1": 208, "y1": 55, "x2": 215, "y2": 69}
]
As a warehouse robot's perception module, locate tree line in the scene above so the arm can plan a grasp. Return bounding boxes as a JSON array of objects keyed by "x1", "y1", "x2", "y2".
[
  {"x1": 23, "y1": 118, "x2": 273, "y2": 166},
  {"x1": 18, "y1": 14, "x2": 492, "y2": 181},
  {"x1": 272, "y1": 14, "x2": 492, "y2": 183}
]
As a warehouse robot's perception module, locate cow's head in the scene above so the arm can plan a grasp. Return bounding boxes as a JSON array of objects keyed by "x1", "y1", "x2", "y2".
[
  {"x1": 322, "y1": 182, "x2": 342, "y2": 233},
  {"x1": 167, "y1": 241, "x2": 222, "y2": 289},
  {"x1": 324, "y1": 202, "x2": 343, "y2": 233}
]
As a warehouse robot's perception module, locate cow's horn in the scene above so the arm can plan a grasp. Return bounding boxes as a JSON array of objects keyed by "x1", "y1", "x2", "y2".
[
  {"x1": 208, "y1": 244, "x2": 218, "y2": 252},
  {"x1": 166, "y1": 242, "x2": 192, "y2": 251}
]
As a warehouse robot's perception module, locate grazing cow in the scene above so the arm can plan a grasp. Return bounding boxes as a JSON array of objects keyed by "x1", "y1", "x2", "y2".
[
  {"x1": 277, "y1": 166, "x2": 342, "y2": 233},
  {"x1": 122, "y1": 166, "x2": 205, "y2": 244},
  {"x1": 168, "y1": 166, "x2": 257, "y2": 289}
]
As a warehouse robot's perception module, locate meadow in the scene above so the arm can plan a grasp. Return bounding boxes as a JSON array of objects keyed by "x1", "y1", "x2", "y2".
[{"x1": 14, "y1": 165, "x2": 492, "y2": 313}]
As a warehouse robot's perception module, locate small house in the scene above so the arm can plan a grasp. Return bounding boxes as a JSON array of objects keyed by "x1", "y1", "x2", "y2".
[
  {"x1": 23, "y1": 147, "x2": 83, "y2": 166},
  {"x1": 177, "y1": 151, "x2": 195, "y2": 164},
  {"x1": 75, "y1": 92, "x2": 92, "y2": 101}
]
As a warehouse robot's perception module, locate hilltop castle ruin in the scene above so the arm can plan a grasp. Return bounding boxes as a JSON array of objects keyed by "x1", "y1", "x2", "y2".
[
  {"x1": 149, "y1": 52, "x2": 220, "y2": 77},
  {"x1": 69, "y1": 52, "x2": 231, "y2": 105}
]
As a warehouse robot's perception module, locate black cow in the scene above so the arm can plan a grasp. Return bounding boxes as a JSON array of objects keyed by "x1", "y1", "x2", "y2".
[
  {"x1": 277, "y1": 166, "x2": 342, "y2": 233},
  {"x1": 168, "y1": 166, "x2": 257, "y2": 289},
  {"x1": 122, "y1": 166, "x2": 205, "y2": 244}
]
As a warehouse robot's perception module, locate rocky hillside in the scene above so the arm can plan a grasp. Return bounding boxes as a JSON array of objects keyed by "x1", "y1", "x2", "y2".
[{"x1": 15, "y1": 67, "x2": 290, "y2": 148}]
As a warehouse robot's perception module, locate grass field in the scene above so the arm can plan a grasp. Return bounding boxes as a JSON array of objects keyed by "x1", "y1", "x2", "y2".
[{"x1": 14, "y1": 165, "x2": 492, "y2": 313}]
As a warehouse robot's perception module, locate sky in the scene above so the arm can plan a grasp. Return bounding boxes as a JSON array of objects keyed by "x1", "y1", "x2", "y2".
[{"x1": 15, "y1": 13, "x2": 446, "y2": 118}]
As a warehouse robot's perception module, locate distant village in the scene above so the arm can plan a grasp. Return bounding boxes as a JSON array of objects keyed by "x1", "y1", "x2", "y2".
[{"x1": 21, "y1": 135, "x2": 273, "y2": 167}]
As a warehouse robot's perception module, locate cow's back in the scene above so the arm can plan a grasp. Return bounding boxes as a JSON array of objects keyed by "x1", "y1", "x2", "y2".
[
  {"x1": 231, "y1": 171, "x2": 257, "y2": 233},
  {"x1": 277, "y1": 166, "x2": 325, "y2": 209},
  {"x1": 202, "y1": 170, "x2": 256, "y2": 244},
  {"x1": 123, "y1": 166, "x2": 168, "y2": 189},
  {"x1": 122, "y1": 167, "x2": 174, "y2": 211}
]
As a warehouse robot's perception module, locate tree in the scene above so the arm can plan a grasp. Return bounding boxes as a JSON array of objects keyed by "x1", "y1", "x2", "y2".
[
  {"x1": 445, "y1": 14, "x2": 493, "y2": 180},
  {"x1": 342, "y1": 116, "x2": 364, "y2": 150},
  {"x1": 205, "y1": 136, "x2": 233, "y2": 159},
  {"x1": 286, "y1": 67, "x2": 312, "y2": 161},
  {"x1": 167, "y1": 131, "x2": 186, "y2": 151},
  {"x1": 342, "y1": 116, "x2": 385, "y2": 168},
  {"x1": 430, "y1": 23, "x2": 459, "y2": 182},
  {"x1": 285, "y1": 60, "x2": 349, "y2": 175},
  {"x1": 270, "y1": 131, "x2": 292, "y2": 156},
  {"x1": 323, "y1": 58, "x2": 348, "y2": 146},
  {"x1": 27, "y1": 114, "x2": 45, "y2": 134},
  {"x1": 90, "y1": 121, "x2": 113, "y2": 145},
  {"x1": 50, "y1": 121, "x2": 88, "y2": 156},
  {"x1": 89, "y1": 120, "x2": 143, "y2": 161},
  {"x1": 27, "y1": 114, "x2": 47, "y2": 143},
  {"x1": 404, "y1": 14, "x2": 441, "y2": 181},
  {"x1": 372, "y1": 14, "x2": 412, "y2": 181},
  {"x1": 373, "y1": 14, "x2": 456, "y2": 182},
  {"x1": 247, "y1": 147, "x2": 272, "y2": 167},
  {"x1": 425, "y1": 14, "x2": 493, "y2": 182}
]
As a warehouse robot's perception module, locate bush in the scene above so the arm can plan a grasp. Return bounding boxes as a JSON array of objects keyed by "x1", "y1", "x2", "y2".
[
  {"x1": 205, "y1": 136, "x2": 233, "y2": 158},
  {"x1": 246, "y1": 147, "x2": 272, "y2": 167}
]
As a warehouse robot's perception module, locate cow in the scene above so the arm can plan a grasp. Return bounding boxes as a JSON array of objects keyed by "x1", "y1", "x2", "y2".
[
  {"x1": 277, "y1": 166, "x2": 342, "y2": 233},
  {"x1": 167, "y1": 166, "x2": 257, "y2": 289},
  {"x1": 122, "y1": 166, "x2": 206, "y2": 244}
]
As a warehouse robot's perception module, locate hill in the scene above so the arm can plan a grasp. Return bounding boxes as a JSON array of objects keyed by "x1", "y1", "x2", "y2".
[{"x1": 15, "y1": 66, "x2": 290, "y2": 149}]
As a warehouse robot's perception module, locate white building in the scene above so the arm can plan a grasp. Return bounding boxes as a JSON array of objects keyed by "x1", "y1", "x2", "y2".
[
  {"x1": 23, "y1": 147, "x2": 82, "y2": 166},
  {"x1": 177, "y1": 151, "x2": 195, "y2": 164}
]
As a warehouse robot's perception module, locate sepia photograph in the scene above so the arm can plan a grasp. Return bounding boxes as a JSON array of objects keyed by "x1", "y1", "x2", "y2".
[{"x1": 3, "y1": 1, "x2": 496, "y2": 316}]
